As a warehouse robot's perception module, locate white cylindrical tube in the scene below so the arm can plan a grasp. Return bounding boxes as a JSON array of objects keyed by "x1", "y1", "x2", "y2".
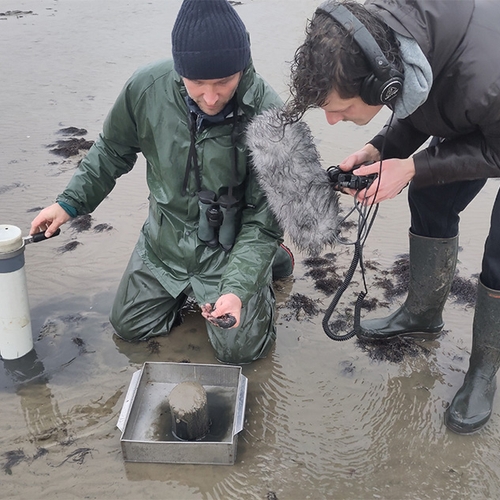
[{"x1": 0, "y1": 225, "x2": 34, "y2": 360}]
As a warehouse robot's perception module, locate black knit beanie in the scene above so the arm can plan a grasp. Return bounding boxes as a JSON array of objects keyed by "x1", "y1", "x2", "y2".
[{"x1": 172, "y1": 0, "x2": 251, "y2": 80}]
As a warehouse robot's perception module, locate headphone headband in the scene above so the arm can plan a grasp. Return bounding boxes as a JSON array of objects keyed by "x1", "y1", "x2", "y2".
[{"x1": 316, "y1": 2, "x2": 403, "y2": 105}]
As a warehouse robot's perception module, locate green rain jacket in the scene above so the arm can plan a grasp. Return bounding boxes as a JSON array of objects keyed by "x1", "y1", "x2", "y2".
[{"x1": 57, "y1": 59, "x2": 284, "y2": 306}]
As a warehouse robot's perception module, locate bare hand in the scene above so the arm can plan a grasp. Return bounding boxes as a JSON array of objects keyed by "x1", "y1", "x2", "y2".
[
  {"x1": 339, "y1": 143, "x2": 381, "y2": 172},
  {"x1": 30, "y1": 203, "x2": 71, "y2": 237},
  {"x1": 350, "y1": 158, "x2": 416, "y2": 206},
  {"x1": 201, "y1": 293, "x2": 242, "y2": 329}
]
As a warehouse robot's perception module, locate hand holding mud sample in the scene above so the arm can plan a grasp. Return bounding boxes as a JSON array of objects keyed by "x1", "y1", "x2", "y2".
[{"x1": 201, "y1": 292, "x2": 241, "y2": 329}]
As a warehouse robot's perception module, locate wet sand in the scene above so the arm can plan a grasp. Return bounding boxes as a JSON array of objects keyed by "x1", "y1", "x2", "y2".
[{"x1": 1, "y1": 1, "x2": 500, "y2": 499}]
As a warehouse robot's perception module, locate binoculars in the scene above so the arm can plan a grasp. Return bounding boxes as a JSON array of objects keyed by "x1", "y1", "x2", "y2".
[
  {"x1": 327, "y1": 165, "x2": 377, "y2": 191},
  {"x1": 197, "y1": 190, "x2": 238, "y2": 251}
]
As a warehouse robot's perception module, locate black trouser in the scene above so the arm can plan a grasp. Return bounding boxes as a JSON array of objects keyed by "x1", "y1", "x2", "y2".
[{"x1": 408, "y1": 176, "x2": 500, "y2": 290}]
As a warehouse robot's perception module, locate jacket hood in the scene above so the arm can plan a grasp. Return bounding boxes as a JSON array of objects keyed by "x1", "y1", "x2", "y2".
[{"x1": 366, "y1": 0, "x2": 474, "y2": 77}]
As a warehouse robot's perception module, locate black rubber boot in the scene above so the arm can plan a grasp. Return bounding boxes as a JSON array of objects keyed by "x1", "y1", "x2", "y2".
[
  {"x1": 444, "y1": 280, "x2": 500, "y2": 434},
  {"x1": 358, "y1": 232, "x2": 458, "y2": 341}
]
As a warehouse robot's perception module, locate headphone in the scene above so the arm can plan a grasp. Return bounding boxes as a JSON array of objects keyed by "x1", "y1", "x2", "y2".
[{"x1": 316, "y1": 1, "x2": 404, "y2": 106}]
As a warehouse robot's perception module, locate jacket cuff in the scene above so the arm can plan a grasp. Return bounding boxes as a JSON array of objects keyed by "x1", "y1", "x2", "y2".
[{"x1": 57, "y1": 200, "x2": 78, "y2": 218}]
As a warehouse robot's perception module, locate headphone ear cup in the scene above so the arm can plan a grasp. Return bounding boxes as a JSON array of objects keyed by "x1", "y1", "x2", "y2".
[
  {"x1": 360, "y1": 73, "x2": 403, "y2": 106},
  {"x1": 317, "y1": 4, "x2": 405, "y2": 107},
  {"x1": 360, "y1": 73, "x2": 380, "y2": 106},
  {"x1": 380, "y1": 75, "x2": 403, "y2": 104}
]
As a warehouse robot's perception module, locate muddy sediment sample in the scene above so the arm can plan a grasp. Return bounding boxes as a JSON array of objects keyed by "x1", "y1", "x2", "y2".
[
  {"x1": 210, "y1": 313, "x2": 237, "y2": 329},
  {"x1": 169, "y1": 381, "x2": 210, "y2": 441}
]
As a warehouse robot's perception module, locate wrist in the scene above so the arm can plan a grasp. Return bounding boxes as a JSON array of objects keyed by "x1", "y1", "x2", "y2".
[{"x1": 363, "y1": 143, "x2": 381, "y2": 162}]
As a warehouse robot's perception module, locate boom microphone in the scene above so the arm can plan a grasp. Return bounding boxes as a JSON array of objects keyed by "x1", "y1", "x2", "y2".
[{"x1": 246, "y1": 108, "x2": 341, "y2": 256}]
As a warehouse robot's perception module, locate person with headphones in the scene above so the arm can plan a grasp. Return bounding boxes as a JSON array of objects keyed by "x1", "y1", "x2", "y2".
[{"x1": 285, "y1": 0, "x2": 500, "y2": 434}]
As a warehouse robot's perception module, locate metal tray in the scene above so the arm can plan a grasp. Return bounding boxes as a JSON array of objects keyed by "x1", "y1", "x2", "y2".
[{"x1": 117, "y1": 362, "x2": 247, "y2": 465}]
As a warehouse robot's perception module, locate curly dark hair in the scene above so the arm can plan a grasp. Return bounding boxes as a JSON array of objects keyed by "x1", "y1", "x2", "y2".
[{"x1": 284, "y1": 1, "x2": 403, "y2": 122}]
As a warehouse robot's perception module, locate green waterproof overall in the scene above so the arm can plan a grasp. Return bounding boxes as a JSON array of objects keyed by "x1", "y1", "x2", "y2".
[{"x1": 57, "y1": 59, "x2": 285, "y2": 364}]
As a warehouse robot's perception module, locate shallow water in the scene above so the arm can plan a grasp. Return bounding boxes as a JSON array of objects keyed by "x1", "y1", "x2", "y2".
[{"x1": 1, "y1": 1, "x2": 500, "y2": 499}]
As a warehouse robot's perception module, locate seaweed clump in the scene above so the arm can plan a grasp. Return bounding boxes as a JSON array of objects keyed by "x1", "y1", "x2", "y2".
[
  {"x1": 70, "y1": 214, "x2": 93, "y2": 232},
  {"x1": 48, "y1": 138, "x2": 94, "y2": 158},
  {"x1": 450, "y1": 274, "x2": 477, "y2": 307},
  {"x1": 282, "y1": 293, "x2": 321, "y2": 321},
  {"x1": 47, "y1": 127, "x2": 93, "y2": 158},
  {"x1": 355, "y1": 336, "x2": 432, "y2": 364},
  {"x1": 372, "y1": 254, "x2": 409, "y2": 301},
  {"x1": 1, "y1": 449, "x2": 27, "y2": 475},
  {"x1": 58, "y1": 241, "x2": 82, "y2": 253},
  {"x1": 303, "y1": 253, "x2": 344, "y2": 295}
]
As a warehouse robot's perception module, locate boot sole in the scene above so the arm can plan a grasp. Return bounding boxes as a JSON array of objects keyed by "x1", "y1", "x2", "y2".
[
  {"x1": 444, "y1": 413, "x2": 490, "y2": 435},
  {"x1": 356, "y1": 330, "x2": 443, "y2": 342}
]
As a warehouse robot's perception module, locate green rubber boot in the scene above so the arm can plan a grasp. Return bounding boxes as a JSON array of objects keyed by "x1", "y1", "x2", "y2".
[
  {"x1": 444, "y1": 280, "x2": 500, "y2": 434},
  {"x1": 272, "y1": 243, "x2": 294, "y2": 280},
  {"x1": 358, "y1": 232, "x2": 458, "y2": 341}
]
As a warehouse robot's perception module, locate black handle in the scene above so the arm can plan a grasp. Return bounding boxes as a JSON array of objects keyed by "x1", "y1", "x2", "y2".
[{"x1": 31, "y1": 228, "x2": 61, "y2": 243}]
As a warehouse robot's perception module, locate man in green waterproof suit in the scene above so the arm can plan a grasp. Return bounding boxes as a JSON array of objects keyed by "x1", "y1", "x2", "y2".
[
  {"x1": 286, "y1": 0, "x2": 500, "y2": 434},
  {"x1": 30, "y1": 0, "x2": 294, "y2": 365}
]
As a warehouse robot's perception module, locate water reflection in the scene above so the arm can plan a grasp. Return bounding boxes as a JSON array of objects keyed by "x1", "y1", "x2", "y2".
[
  {"x1": 2, "y1": 349, "x2": 69, "y2": 448},
  {"x1": 3, "y1": 349, "x2": 45, "y2": 385}
]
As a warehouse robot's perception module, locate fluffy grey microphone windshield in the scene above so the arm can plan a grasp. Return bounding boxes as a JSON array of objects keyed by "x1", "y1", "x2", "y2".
[{"x1": 246, "y1": 108, "x2": 340, "y2": 256}]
